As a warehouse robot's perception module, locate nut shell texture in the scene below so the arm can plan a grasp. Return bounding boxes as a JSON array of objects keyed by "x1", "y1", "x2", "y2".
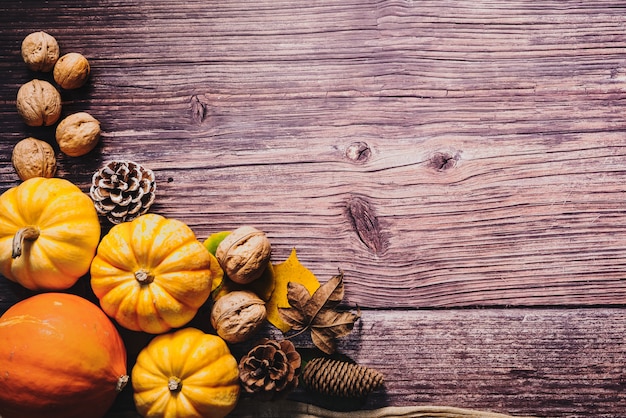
[
  {"x1": 54, "y1": 52, "x2": 90, "y2": 89},
  {"x1": 216, "y1": 226, "x2": 271, "y2": 284},
  {"x1": 21, "y1": 31, "x2": 59, "y2": 72},
  {"x1": 11, "y1": 137, "x2": 57, "y2": 180},
  {"x1": 211, "y1": 290, "x2": 267, "y2": 343},
  {"x1": 56, "y1": 112, "x2": 101, "y2": 157},
  {"x1": 16, "y1": 79, "x2": 62, "y2": 126}
]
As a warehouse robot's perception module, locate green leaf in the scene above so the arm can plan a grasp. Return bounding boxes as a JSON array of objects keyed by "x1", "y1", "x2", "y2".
[{"x1": 203, "y1": 231, "x2": 231, "y2": 256}]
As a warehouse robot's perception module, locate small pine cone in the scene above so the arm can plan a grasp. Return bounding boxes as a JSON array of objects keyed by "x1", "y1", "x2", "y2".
[
  {"x1": 90, "y1": 160, "x2": 156, "y2": 224},
  {"x1": 302, "y1": 357, "x2": 384, "y2": 399},
  {"x1": 238, "y1": 338, "x2": 301, "y2": 401}
]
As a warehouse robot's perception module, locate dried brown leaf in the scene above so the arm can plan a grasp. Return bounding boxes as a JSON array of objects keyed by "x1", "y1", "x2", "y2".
[{"x1": 278, "y1": 270, "x2": 360, "y2": 354}]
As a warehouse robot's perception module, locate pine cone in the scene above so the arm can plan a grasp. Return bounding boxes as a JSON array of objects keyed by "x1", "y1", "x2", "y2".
[
  {"x1": 90, "y1": 160, "x2": 156, "y2": 224},
  {"x1": 302, "y1": 357, "x2": 384, "y2": 398},
  {"x1": 238, "y1": 338, "x2": 301, "y2": 401}
]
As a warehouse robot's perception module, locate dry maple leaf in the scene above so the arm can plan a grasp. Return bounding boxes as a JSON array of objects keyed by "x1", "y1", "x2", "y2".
[
  {"x1": 279, "y1": 270, "x2": 361, "y2": 354},
  {"x1": 266, "y1": 248, "x2": 320, "y2": 332}
]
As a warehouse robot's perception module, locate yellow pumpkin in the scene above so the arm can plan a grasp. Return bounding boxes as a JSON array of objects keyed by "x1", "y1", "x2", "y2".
[
  {"x1": 90, "y1": 213, "x2": 221, "y2": 334},
  {"x1": 132, "y1": 327, "x2": 240, "y2": 418},
  {"x1": 0, "y1": 177, "x2": 101, "y2": 290}
]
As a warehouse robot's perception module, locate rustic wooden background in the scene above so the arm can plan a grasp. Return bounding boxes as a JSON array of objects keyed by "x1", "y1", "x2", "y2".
[{"x1": 1, "y1": 1, "x2": 626, "y2": 416}]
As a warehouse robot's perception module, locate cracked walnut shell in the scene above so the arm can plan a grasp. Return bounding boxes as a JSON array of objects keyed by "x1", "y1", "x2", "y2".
[
  {"x1": 216, "y1": 226, "x2": 272, "y2": 285},
  {"x1": 54, "y1": 52, "x2": 90, "y2": 89},
  {"x1": 56, "y1": 112, "x2": 101, "y2": 157},
  {"x1": 16, "y1": 79, "x2": 62, "y2": 126},
  {"x1": 21, "y1": 31, "x2": 59, "y2": 72},
  {"x1": 11, "y1": 137, "x2": 56, "y2": 181},
  {"x1": 211, "y1": 290, "x2": 266, "y2": 343}
]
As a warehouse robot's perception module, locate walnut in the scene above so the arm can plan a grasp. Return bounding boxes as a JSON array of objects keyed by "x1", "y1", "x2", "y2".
[
  {"x1": 211, "y1": 290, "x2": 266, "y2": 343},
  {"x1": 53, "y1": 52, "x2": 90, "y2": 89},
  {"x1": 21, "y1": 31, "x2": 59, "y2": 72},
  {"x1": 11, "y1": 137, "x2": 56, "y2": 180},
  {"x1": 55, "y1": 112, "x2": 101, "y2": 157},
  {"x1": 216, "y1": 226, "x2": 271, "y2": 284},
  {"x1": 16, "y1": 79, "x2": 62, "y2": 126}
]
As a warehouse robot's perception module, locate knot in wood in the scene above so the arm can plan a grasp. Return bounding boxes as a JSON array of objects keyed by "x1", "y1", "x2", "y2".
[
  {"x1": 345, "y1": 141, "x2": 371, "y2": 163},
  {"x1": 428, "y1": 151, "x2": 459, "y2": 171},
  {"x1": 345, "y1": 196, "x2": 386, "y2": 255},
  {"x1": 190, "y1": 94, "x2": 209, "y2": 124}
]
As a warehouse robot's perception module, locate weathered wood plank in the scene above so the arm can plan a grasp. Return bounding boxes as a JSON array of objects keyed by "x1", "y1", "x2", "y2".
[
  {"x1": 1, "y1": 1, "x2": 626, "y2": 416},
  {"x1": 1, "y1": 0, "x2": 625, "y2": 308},
  {"x1": 103, "y1": 308, "x2": 626, "y2": 418}
]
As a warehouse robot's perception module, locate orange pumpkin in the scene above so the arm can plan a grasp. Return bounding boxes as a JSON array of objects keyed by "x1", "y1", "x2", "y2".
[
  {"x1": 0, "y1": 177, "x2": 101, "y2": 290},
  {"x1": 0, "y1": 293, "x2": 128, "y2": 418},
  {"x1": 132, "y1": 327, "x2": 240, "y2": 418},
  {"x1": 90, "y1": 213, "x2": 220, "y2": 334}
]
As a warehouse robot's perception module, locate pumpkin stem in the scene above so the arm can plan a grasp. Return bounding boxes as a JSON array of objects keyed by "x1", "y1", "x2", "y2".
[
  {"x1": 168, "y1": 376, "x2": 183, "y2": 392},
  {"x1": 116, "y1": 375, "x2": 129, "y2": 392},
  {"x1": 135, "y1": 269, "x2": 154, "y2": 285},
  {"x1": 12, "y1": 226, "x2": 40, "y2": 259}
]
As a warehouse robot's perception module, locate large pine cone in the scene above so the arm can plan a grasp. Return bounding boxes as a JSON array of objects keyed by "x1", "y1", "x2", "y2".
[
  {"x1": 238, "y1": 338, "x2": 301, "y2": 401},
  {"x1": 90, "y1": 160, "x2": 156, "y2": 224},
  {"x1": 302, "y1": 357, "x2": 384, "y2": 398}
]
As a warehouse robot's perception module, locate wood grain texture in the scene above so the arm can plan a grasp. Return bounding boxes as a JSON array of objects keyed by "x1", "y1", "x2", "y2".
[
  {"x1": 0, "y1": 1, "x2": 626, "y2": 307},
  {"x1": 1, "y1": 1, "x2": 626, "y2": 416},
  {"x1": 101, "y1": 308, "x2": 625, "y2": 418}
]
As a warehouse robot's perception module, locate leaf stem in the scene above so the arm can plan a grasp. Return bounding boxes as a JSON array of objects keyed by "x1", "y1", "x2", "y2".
[{"x1": 283, "y1": 326, "x2": 311, "y2": 340}]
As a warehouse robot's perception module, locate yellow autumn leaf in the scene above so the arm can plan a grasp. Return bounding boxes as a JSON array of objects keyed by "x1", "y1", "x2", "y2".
[{"x1": 266, "y1": 248, "x2": 320, "y2": 332}]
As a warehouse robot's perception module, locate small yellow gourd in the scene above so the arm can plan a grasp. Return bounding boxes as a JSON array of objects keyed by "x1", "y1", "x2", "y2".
[
  {"x1": 132, "y1": 327, "x2": 240, "y2": 418},
  {"x1": 0, "y1": 177, "x2": 101, "y2": 290},
  {"x1": 90, "y1": 213, "x2": 221, "y2": 334}
]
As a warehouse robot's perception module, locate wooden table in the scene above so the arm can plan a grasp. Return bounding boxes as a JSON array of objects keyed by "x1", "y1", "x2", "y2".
[{"x1": 1, "y1": 1, "x2": 626, "y2": 417}]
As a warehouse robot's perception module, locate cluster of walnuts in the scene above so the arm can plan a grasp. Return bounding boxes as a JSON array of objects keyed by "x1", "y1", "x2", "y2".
[
  {"x1": 210, "y1": 226, "x2": 272, "y2": 343},
  {"x1": 11, "y1": 31, "x2": 101, "y2": 181},
  {"x1": 209, "y1": 226, "x2": 304, "y2": 401}
]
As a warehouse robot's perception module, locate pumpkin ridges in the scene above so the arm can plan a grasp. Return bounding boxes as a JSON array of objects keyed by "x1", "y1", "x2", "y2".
[
  {"x1": 143, "y1": 216, "x2": 198, "y2": 267},
  {"x1": 175, "y1": 328, "x2": 213, "y2": 379},
  {"x1": 91, "y1": 214, "x2": 215, "y2": 333},
  {"x1": 6, "y1": 246, "x2": 42, "y2": 289},
  {"x1": 132, "y1": 328, "x2": 240, "y2": 418},
  {"x1": 152, "y1": 271, "x2": 212, "y2": 307},
  {"x1": 0, "y1": 187, "x2": 23, "y2": 228},
  {"x1": 13, "y1": 177, "x2": 47, "y2": 223},
  {"x1": 96, "y1": 222, "x2": 140, "y2": 271},
  {"x1": 136, "y1": 286, "x2": 178, "y2": 333},
  {"x1": 129, "y1": 213, "x2": 163, "y2": 266},
  {"x1": 17, "y1": 178, "x2": 90, "y2": 227},
  {"x1": 25, "y1": 235, "x2": 93, "y2": 278},
  {"x1": 185, "y1": 385, "x2": 241, "y2": 416},
  {"x1": 31, "y1": 189, "x2": 96, "y2": 228},
  {"x1": 9, "y1": 239, "x2": 82, "y2": 290},
  {"x1": 183, "y1": 355, "x2": 240, "y2": 388},
  {"x1": 105, "y1": 283, "x2": 143, "y2": 331},
  {"x1": 155, "y1": 241, "x2": 213, "y2": 274},
  {"x1": 173, "y1": 391, "x2": 203, "y2": 418},
  {"x1": 0, "y1": 178, "x2": 101, "y2": 291},
  {"x1": 134, "y1": 387, "x2": 172, "y2": 418},
  {"x1": 177, "y1": 331, "x2": 234, "y2": 380},
  {"x1": 145, "y1": 328, "x2": 185, "y2": 377}
]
